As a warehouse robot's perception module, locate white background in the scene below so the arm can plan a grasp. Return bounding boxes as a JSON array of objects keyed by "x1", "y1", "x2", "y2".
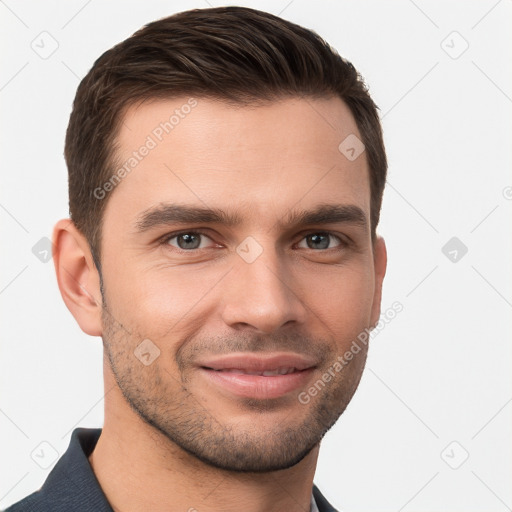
[{"x1": 1, "y1": 1, "x2": 511, "y2": 511}]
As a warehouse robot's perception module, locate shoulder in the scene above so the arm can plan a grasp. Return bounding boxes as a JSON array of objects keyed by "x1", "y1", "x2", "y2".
[
  {"x1": 2, "y1": 428, "x2": 110, "y2": 512},
  {"x1": 2, "y1": 491, "x2": 46, "y2": 512}
]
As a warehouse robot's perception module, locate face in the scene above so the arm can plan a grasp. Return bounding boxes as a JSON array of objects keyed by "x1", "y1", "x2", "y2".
[{"x1": 98, "y1": 95, "x2": 385, "y2": 472}]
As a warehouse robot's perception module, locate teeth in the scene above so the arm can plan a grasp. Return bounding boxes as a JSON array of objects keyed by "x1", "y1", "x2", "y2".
[{"x1": 216, "y1": 367, "x2": 297, "y2": 376}]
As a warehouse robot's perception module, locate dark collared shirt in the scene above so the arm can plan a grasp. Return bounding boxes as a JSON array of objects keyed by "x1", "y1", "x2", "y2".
[{"x1": 4, "y1": 428, "x2": 339, "y2": 512}]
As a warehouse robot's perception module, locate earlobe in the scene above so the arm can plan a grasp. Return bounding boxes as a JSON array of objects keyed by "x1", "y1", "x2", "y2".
[
  {"x1": 52, "y1": 219, "x2": 103, "y2": 337},
  {"x1": 370, "y1": 235, "x2": 387, "y2": 327}
]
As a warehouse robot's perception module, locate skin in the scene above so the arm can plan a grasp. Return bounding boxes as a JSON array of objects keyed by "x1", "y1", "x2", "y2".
[{"x1": 53, "y1": 95, "x2": 387, "y2": 512}]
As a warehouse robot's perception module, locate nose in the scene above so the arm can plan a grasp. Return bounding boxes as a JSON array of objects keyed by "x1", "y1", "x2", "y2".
[{"x1": 220, "y1": 244, "x2": 307, "y2": 334}]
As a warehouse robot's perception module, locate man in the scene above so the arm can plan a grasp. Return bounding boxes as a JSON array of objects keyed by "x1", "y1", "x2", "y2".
[{"x1": 5, "y1": 6, "x2": 387, "y2": 512}]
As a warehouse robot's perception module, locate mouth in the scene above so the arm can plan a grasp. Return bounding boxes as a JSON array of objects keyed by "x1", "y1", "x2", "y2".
[
  {"x1": 204, "y1": 367, "x2": 302, "y2": 376},
  {"x1": 197, "y1": 353, "x2": 317, "y2": 399}
]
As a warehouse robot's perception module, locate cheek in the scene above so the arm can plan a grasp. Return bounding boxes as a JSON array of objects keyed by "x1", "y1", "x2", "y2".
[
  {"x1": 302, "y1": 262, "x2": 375, "y2": 341},
  {"x1": 103, "y1": 263, "x2": 221, "y2": 340},
  {"x1": 102, "y1": 248, "x2": 376, "y2": 346}
]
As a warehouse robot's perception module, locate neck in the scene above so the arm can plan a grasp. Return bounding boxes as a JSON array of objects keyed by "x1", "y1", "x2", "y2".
[{"x1": 89, "y1": 366, "x2": 319, "y2": 512}]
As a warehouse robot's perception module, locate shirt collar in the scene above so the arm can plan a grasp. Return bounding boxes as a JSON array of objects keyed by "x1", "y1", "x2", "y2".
[
  {"x1": 34, "y1": 427, "x2": 113, "y2": 511},
  {"x1": 310, "y1": 490, "x2": 320, "y2": 512}
]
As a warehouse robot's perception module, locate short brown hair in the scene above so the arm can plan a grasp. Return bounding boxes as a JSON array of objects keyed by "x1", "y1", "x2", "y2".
[{"x1": 65, "y1": 6, "x2": 387, "y2": 270}]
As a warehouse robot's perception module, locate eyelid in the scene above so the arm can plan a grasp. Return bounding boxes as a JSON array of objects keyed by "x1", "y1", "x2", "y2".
[
  {"x1": 159, "y1": 229, "x2": 349, "y2": 252},
  {"x1": 160, "y1": 229, "x2": 218, "y2": 248},
  {"x1": 295, "y1": 231, "x2": 348, "y2": 249}
]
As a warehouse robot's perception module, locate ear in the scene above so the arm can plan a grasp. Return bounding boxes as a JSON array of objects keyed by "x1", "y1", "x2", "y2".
[
  {"x1": 52, "y1": 219, "x2": 103, "y2": 337},
  {"x1": 369, "y1": 235, "x2": 387, "y2": 327}
]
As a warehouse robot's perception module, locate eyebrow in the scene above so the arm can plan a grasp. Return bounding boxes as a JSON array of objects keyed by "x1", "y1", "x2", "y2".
[{"x1": 134, "y1": 203, "x2": 368, "y2": 233}]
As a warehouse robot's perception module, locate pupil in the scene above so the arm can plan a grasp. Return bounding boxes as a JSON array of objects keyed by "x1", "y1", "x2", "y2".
[
  {"x1": 179, "y1": 233, "x2": 200, "y2": 249},
  {"x1": 309, "y1": 234, "x2": 329, "y2": 250}
]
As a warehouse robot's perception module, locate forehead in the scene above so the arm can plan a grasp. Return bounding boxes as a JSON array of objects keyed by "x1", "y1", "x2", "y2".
[{"x1": 104, "y1": 96, "x2": 370, "y2": 229}]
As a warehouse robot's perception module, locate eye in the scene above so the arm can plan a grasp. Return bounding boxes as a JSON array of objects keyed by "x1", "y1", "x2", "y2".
[
  {"x1": 160, "y1": 230, "x2": 347, "y2": 253},
  {"x1": 163, "y1": 231, "x2": 216, "y2": 250},
  {"x1": 296, "y1": 232, "x2": 345, "y2": 250}
]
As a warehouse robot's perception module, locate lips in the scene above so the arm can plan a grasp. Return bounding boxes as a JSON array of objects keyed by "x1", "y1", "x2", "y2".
[
  {"x1": 212, "y1": 367, "x2": 298, "y2": 376},
  {"x1": 197, "y1": 353, "x2": 317, "y2": 373},
  {"x1": 197, "y1": 353, "x2": 317, "y2": 399}
]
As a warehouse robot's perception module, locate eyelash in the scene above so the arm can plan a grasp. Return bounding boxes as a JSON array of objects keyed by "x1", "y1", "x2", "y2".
[{"x1": 159, "y1": 230, "x2": 349, "y2": 252}]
